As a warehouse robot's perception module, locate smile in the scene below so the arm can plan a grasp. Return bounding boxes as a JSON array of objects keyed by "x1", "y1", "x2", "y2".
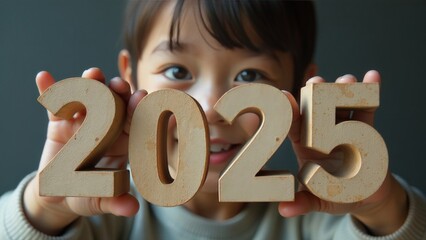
[
  {"x1": 173, "y1": 137, "x2": 242, "y2": 165},
  {"x1": 209, "y1": 143, "x2": 232, "y2": 153},
  {"x1": 208, "y1": 143, "x2": 241, "y2": 165}
]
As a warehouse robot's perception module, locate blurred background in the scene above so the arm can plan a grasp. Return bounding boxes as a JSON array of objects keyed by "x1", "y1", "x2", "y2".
[{"x1": 1, "y1": 0, "x2": 425, "y2": 195}]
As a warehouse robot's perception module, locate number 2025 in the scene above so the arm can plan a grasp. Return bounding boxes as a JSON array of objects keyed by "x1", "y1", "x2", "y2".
[{"x1": 37, "y1": 78, "x2": 388, "y2": 206}]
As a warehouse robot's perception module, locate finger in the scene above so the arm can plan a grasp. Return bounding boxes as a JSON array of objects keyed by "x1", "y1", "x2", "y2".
[
  {"x1": 283, "y1": 91, "x2": 301, "y2": 144},
  {"x1": 96, "y1": 86, "x2": 144, "y2": 170},
  {"x1": 101, "y1": 194, "x2": 140, "y2": 217},
  {"x1": 109, "y1": 77, "x2": 131, "y2": 103},
  {"x1": 113, "y1": 195, "x2": 140, "y2": 217},
  {"x1": 36, "y1": 71, "x2": 56, "y2": 95},
  {"x1": 69, "y1": 193, "x2": 140, "y2": 217},
  {"x1": 95, "y1": 154, "x2": 128, "y2": 169},
  {"x1": 95, "y1": 134, "x2": 129, "y2": 170},
  {"x1": 124, "y1": 89, "x2": 148, "y2": 134},
  {"x1": 351, "y1": 70, "x2": 381, "y2": 126},
  {"x1": 305, "y1": 76, "x2": 326, "y2": 85},
  {"x1": 335, "y1": 74, "x2": 357, "y2": 84},
  {"x1": 81, "y1": 67, "x2": 106, "y2": 83},
  {"x1": 72, "y1": 67, "x2": 105, "y2": 120},
  {"x1": 352, "y1": 109, "x2": 375, "y2": 126},
  {"x1": 36, "y1": 71, "x2": 63, "y2": 121},
  {"x1": 362, "y1": 70, "x2": 381, "y2": 84},
  {"x1": 287, "y1": 76, "x2": 325, "y2": 144},
  {"x1": 335, "y1": 74, "x2": 357, "y2": 122},
  {"x1": 278, "y1": 190, "x2": 358, "y2": 217},
  {"x1": 278, "y1": 191, "x2": 316, "y2": 217}
]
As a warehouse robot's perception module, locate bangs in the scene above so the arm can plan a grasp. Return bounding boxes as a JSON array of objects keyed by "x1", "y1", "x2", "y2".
[
  {"x1": 170, "y1": 0, "x2": 309, "y2": 53},
  {"x1": 200, "y1": 0, "x2": 292, "y2": 52}
]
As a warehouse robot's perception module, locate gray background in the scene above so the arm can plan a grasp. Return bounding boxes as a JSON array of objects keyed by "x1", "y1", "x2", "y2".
[{"x1": 1, "y1": 1, "x2": 425, "y2": 195}]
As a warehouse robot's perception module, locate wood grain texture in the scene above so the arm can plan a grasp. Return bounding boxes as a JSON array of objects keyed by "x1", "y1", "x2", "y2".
[
  {"x1": 299, "y1": 83, "x2": 388, "y2": 203},
  {"x1": 216, "y1": 84, "x2": 294, "y2": 202},
  {"x1": 129, "y1": 89, "x2": 209, "y2": 206},
  {"x1": 38, "y1": 78, "x2": 129, "y2": 197}
]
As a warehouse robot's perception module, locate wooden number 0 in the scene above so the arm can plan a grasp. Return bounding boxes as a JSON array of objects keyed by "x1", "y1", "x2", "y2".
[
  {"x1": 129, "y1": 89, "x2": 209, "y2": 206},
  {"x1": 299, "y1": 83, "x2": 388, "y2": 203},
  {"x1": 215, "y1": 84, "x2": 294, "y2": 202},
  {"x1": 38, "y1": 78, "x2": 129, "y2": 197}
]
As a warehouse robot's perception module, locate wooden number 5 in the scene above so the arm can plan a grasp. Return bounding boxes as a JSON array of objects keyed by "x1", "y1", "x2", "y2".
[
  {"x1": 299, "y1": 83, "x2": 388, "y2": 203},
  {"x1": 38, "y1": 78, "x2": 129, "y2": 197},
  {"x1": 216, "y1": 84, "x2": 294, "y2": 202}
]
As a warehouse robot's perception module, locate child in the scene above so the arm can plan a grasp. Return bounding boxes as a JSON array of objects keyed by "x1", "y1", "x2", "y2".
[{"x1": 1, "y1": 0, "x2": 425, "y2": 239}]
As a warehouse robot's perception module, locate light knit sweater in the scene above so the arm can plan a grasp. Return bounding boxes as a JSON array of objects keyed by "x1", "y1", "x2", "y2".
[{"x1": 1, "y1": 172, "x2": 425, "y2": 240}]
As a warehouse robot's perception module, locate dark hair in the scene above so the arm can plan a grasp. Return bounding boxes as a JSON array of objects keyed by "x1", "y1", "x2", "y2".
[{"x1": 123, "y1": 0, "x2": 316, "y2": 96}]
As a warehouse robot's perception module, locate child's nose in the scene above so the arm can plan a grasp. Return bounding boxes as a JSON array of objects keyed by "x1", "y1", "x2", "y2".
[{"x1": 188, "y1": 83, "x2": 229, "y2": 124}]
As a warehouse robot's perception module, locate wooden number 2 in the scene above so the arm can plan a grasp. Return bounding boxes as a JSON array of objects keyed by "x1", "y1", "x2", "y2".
[
  {"x1": 299, "y1": 83, "x2": 388, "y2": 203},
  {"x1": 215, "y1": 84, "x2": 294, "y2": 202},
  {"x1": 129, "y1": 89, "x2": 209, "y2": 206},
  {"x1": 38, "y1": 78, "x2": 129, "y2": 197}
]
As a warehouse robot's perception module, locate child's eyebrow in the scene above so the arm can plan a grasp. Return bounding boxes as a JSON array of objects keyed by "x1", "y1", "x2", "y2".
[
  {"x1": 151, "y1": 40, "x2": 282, "y2": 64},
  {"x1": 151, "y1": 41, "x2": 186, "y2": 54}
]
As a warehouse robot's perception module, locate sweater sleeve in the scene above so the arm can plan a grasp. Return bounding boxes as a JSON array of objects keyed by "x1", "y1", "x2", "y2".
[
  {"x1": 336, "y1": 175, "x2": 426, "y2": 240},
  {"x1": 0, "y1": 172, "x2": 132, "y2": 240}
]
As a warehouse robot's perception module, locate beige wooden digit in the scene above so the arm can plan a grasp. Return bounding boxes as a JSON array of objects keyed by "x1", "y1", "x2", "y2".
[
  {"x1": 38, "y1": 78, "x2": 129, "y2": 197},
  {"x1": 215, "y1": 83, "x2": 294, "y2": 202},
  {"x1": 299, "y1": 83, "x2": 388, "y2": 203},
  {"x1": 129, "y1": 89, "x2": 209, "y2": 206}
]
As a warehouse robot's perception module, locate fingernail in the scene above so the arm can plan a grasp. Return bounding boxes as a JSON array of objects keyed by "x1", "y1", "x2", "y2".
[
  {"x1": 36, "y1": 71, "x2": 45, "y2": 79},
  {"x1": 110, "y1": 76, "x2": 121, "y2": 82},
  {"x1": 83, "y1": 67, "x2": 96, "y2": 73},
  {"x1": 340, "y1": 74, "x2": 355, "y2": 80}
]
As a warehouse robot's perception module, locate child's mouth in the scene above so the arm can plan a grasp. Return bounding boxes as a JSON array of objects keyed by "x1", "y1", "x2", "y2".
[
  {"x1": 209, "y1": 143, "x2": 232, "y2": 153},
  {"x1": 173, "y1": 138, "x2": 241, "y2": 165},
  {"x1": 209, "y1": 143, "x2": 241, "y2": 165}
]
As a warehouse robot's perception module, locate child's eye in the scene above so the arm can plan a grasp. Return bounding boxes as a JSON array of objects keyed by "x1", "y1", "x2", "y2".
[
  {"x1": 163, "y1": 66, "x2": 192, "y2": 81},
  {"x1": 235, "y1": 69, "x2": 264, "y2": 83}
]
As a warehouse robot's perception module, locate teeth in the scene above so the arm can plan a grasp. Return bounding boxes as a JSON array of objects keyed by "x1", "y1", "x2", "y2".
[{"x1": 210, "y1": 144, "x2": 231, "y2": 153}]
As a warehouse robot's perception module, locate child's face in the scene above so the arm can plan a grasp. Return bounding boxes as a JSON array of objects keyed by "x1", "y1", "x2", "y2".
[{"x1": 122, "y1": 1, "x2": 295, "y2": 194}]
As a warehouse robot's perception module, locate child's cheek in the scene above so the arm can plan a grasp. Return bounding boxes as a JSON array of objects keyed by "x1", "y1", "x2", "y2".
[
  {"x1": 236, "y1": 113, "x2": 262, "y2": 141},
  {"x1": 166, "y1": 115, "x2": 178, "y2": 178}
]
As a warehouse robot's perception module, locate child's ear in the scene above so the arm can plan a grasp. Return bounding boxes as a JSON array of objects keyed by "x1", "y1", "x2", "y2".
[
  {"x1": 118, "y1": 49, "x2": 135, "y2": 92},
  {"x1": 303, "y1": 63, "x2": 318, "y2": 85}
]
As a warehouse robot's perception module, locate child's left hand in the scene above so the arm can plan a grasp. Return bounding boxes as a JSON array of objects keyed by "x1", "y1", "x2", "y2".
[{"x1": 279, "y1": 70, "x2": 409, "y2": 236}]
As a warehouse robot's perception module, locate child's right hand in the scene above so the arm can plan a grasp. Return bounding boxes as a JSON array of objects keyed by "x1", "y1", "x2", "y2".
[
  {"x1": 278, "y1": 70, "x2": 408, "y2": 236},
  {"x1": 23, "y1": 68, "x2": 144, "y2": 236}
]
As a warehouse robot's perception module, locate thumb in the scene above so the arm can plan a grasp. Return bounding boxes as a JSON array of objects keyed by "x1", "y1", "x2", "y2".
[
  {"x1": 278, "y1": 190, "x2": 357, "y2": 217},
  {"x1": 67, "y1": 194, "x2": 140, "y2": 217}
]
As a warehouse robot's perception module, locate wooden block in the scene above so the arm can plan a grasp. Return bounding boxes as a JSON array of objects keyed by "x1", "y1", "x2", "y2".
[
  {"x1": 38, "y1": 78, "x2": 129, "y2": 197},
  {"x1": 215, "y1": 83, "x2": 294, "y2": 202},
  {"x1": 299, "y1": 83, "x2": 388, "y2": 203},
  {"x1": 129, "y1": 89, "x2": 209, "y2": 207}
]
